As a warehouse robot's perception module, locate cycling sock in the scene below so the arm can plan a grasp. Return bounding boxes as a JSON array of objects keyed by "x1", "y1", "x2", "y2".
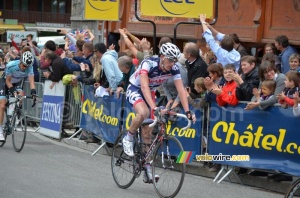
[
  {"x1": 125, "y1": 130, "x2": 134, "y2": 141},
  {"x1": 0, "y1": 126, "x2": 3, "y2": 134}
]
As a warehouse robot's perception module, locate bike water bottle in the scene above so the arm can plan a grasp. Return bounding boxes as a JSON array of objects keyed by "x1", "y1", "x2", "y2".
[{"x1": 7, "y1": 96, "x2": 16, "y2": 116}]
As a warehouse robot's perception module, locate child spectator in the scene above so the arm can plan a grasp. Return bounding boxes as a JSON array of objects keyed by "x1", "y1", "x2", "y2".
[
  {"x1": 253, "y1": 80, "x2": 276, "y2": 103},
  {"x1": 276, "y1": 71, "x2": 300, "y2": 108},
  {"x1": 204, "y1": 63, "x2": 225, "y2": 103},
  {"x1": 288, "y1": 53, "x2": 300, "y2": 72},
  {"x1": 211, "y1": 64, "x2": 239, "y2": 107},
  {"x1": 186, "y1": 77, "x2": 207, "y2": 108}
]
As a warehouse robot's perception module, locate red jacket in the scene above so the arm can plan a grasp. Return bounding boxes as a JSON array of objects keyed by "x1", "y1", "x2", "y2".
[
  {"x1": 279, "y1": 97, "x2": 294, "y2": 107},
  {"x1": 216, "y1": 81, "x2": 239, "y2": 106}
]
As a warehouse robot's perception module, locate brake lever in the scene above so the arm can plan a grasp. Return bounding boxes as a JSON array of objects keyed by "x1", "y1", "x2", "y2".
[{"x1": 31, "y1": 95, "x2": 37, "y2": 107}]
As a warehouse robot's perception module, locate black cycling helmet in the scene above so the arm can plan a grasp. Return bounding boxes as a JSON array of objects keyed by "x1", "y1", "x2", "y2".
[
  {"x1": 160, "y1": 43, "x2": 181, "y2": 60},
  {"x1": 21, "y1": 51, "x2": 34, "y2": 67}
]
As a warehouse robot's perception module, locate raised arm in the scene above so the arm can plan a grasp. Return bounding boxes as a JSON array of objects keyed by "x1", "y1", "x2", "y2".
[{"x1": 119, "y1": 28, "x2": 139, "y2": 58}]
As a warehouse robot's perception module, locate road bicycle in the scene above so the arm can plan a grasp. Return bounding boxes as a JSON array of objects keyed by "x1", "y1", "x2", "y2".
[
  {"x1": 111, "y1": 109, "x2": 191, "y2": 198},
  {"x1": 285, "y1": 178, "x2": 300, "y2": 198},
  {"x1": 0, "y1": 94, "x2": 36, "y2": 152}
]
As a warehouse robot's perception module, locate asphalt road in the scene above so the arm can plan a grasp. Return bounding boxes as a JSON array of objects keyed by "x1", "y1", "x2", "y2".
[{"x1": 0, "y1": 131, "x2": 284, "y2": 198}]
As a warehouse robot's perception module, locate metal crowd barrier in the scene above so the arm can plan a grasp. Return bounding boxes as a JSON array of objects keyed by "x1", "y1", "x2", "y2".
[
  {"x1": 63, "y1": 84, "x2": 82, "y2": 129},
  {"x1": 23, "y1": 81, "x2": 44, "y2": 123},
  {"x1": 22, "y1": 81, "x2": 83, "y2": 131}
]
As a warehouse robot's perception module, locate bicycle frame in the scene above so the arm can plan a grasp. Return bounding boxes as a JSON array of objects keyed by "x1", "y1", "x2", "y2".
[{"x1": 135, "y1": 111, "x2": 191, "y2": 170}]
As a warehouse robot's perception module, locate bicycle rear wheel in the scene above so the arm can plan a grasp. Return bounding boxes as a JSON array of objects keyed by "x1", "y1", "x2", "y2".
[
  {"x1": 111, "y1": 131, "x2": 136, "y2": 189},
  {"x1": 152, "y1": 135, "x2": 185, "y2": 198},
  {"x1": 285, "y1": 178, "x2": 300, "y2": 198},
  {"x1": 12, "y1": 109, "x2": 27, "y2": 152}
]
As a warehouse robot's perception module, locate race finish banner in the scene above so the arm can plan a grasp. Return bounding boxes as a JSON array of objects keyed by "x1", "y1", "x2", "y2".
[
  {"x1": 80, "y1": 85, "x2": 122, "y2": 143},
  {"x1": 122, "y1": 99, "x2": 202, "y2": 157},
  {"x1": 141, "y1": 0, "x2": 213, "y2": 18},
  {"x1": 84, "y1": 0, "x2": 119, "y2": 20},
  {"x1": 208, "y1": 102, "x2": 300, "y2": 177},
  {"x1": 40, "y1": 81, "x2": 65, "y2": 139}
]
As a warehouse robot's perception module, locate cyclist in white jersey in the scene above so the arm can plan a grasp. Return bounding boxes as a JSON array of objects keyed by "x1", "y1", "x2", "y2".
[
  {"x1": 123, "y1": 43, "x2": 195, "y2": 183},
  {"x1": 0, "y1": 51, "x2": 36, "y2": 142}
]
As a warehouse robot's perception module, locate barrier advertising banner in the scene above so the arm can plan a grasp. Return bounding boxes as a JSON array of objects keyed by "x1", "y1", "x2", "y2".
[
  {"x1": 84, "y1": 0, "x2": 119, "y2": 21},
  {"x1": 208, "y1": 102, "x2": 300, "y2": 176},
  {"x1": 122, "y1": 99, "x2": 202, "y2": 156},
  {"x1": 40, "y1": 81, "x2": 65, "y2": 139},
  {"x1": 141, "y1": 0, "x2": 213, "y2": 18},
  {"x1": 80, "y1": 85, "x2": 122, "y2": 143}
]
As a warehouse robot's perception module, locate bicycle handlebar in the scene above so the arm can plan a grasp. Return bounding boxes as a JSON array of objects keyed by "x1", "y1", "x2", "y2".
[
  {"x1": 9, "y1": 95, "x2": 37, "y2": 107},
  {"x1": 149, "y1": 111, "x2": 192, "y2": 130}
]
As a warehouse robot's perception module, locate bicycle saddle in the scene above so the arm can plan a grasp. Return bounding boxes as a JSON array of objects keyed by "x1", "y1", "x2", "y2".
[{"x1": 141, "y1": 118, "x2": 154, "y2": 126}]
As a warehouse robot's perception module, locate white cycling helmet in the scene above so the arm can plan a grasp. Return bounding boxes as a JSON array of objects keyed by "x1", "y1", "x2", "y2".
[
  {"x1": 21, "y1": 51, "x2": 34, "y2": 67},
  {"x1": 160, "y1": 43, "x2": 181, "y2": 60}
]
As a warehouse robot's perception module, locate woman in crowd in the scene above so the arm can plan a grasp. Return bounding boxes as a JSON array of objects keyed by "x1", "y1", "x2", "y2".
[
  {"x1": 245, "y1": 60, "x2": 285, "y2": 110},
  {"x1": 263, "y1": 43, "x2": 281, "y2": 72}
]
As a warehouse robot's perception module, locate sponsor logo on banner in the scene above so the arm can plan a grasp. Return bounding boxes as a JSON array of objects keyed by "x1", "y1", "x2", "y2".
[
  {"x1": 85, "y1": 0, "x2": 119, "y2": 20},
  {"x1": 160, "y1": 0, "x2": 195, "y2": 15},
  {"x1": 140, "y1": 0, "x2": 213, "y2": 18},
  {"x1": 87, "y1": 0, "x2": 117, "y2": 11}
]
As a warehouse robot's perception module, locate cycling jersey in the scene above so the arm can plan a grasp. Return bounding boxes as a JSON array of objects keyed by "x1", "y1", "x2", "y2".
[
  {"x1": 129, "y1": 57, "x2": 181, "y2": 90},
  {"x1": 5, "y1": 60, "x2": 34, "y2": 84}
]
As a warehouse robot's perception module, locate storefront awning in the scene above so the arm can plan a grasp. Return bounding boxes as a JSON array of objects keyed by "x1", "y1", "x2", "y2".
[
  {"x1": 0, "y1": 24, "x2": 24, "y2": 30},
  {"x1": 25, "y1": 26, "x2": 71, "y2": 32}
]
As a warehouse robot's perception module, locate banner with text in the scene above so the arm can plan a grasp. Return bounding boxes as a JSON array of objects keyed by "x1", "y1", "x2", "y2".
[
  {"x1": 141, "y1": 0, "x2": 213, "y2": 18},
  {"x1": 208, "y1": 102, "x2": 300, "y2": 177},
  {"x1": 40, "y1": 81, "x2": 65, "y2": 139},
  {"x1": 80, "y1": 85, "x2": 122, "y2": 143}
]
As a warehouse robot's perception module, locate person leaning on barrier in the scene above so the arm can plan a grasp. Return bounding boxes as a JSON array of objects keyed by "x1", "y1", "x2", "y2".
[
  {"x1": 43, "y1": 50, "x2": 73, "y2": 89},
  {"x1": 115, "y1": 55, "x2": 135, "y2": 98},
  {"x1": 0, "y1": 51, "x2": 37, "y2": 142}
]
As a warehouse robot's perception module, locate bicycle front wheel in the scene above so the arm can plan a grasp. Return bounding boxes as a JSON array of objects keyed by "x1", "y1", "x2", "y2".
[
  {"x1": 152, "y1": 135, "x2": 185, "y2": 198},
  {"x1": 285, "y1": 178, "x2": 300, "y2": 198},
  {"x1": 12, "y1": 110, "x2": 27, "y2": 152},
  {"x1": 111, "y1": 131, "x2": 136, "y2": 189}
]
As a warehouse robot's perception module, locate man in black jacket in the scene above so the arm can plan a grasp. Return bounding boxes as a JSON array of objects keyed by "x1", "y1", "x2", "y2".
[
  {"x1": 43, "y1": 50, "x2": 73, "y2": 83},
  {"x1": 183, "y1": 42, "x2": 209, "y2": 98},
  {"x1": 230, "y1": 56, "x2": 260, "y2": 101}
]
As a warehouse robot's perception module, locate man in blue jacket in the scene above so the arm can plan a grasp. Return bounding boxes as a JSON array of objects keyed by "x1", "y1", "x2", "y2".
[{"x1": 94, "y1": 43, "x2": 122, "y2": 92}]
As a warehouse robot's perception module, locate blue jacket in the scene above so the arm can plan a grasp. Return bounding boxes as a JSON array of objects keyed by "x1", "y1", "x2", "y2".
[
  {"x1": 63, "y1": 53, "x2": 93, "y2": 72},
  {"x1": 280, "y1": 46, "x2": 298, "y2": 74},
  {"x1": 100, "y1": 50, "x2": 122, "y2": 91}
]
